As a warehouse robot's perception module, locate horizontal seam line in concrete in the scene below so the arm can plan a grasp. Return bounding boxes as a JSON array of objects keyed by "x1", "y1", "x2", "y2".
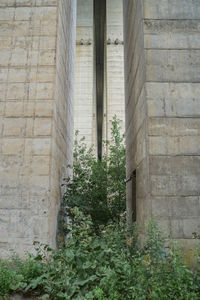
[
  {"x1": 146, "y1": 80, "x2": 200, "y2": 83},
  {"x1": 0, "y1": 136, "x2": 52, "y2": 139},
  {"x1": 151, "y1": 195, "x2": 200, "y2": 198},
  {"x1": 144, "y1": 18, "x2": 200, "y2": 21},
  {"x1": 151, "y1": 194, "x2": 200, "y2": 197},
  {"x1": 145, "y1": 48, "x2": 200, "y2": 50},
  {"x1": 0, "y1": 81, "x2": 55, "y2": 83},
  {"x1": 0, "y1": 6, "x2": 57, "y2": 8},
  {"x1": 0, "y1": 66, "x2": 56, "y2": 68},
  {"x1": 3, "y1": 116, "x2": 53, "y2": 118},
  {"x1": 147, "y1": 116, "x2": 200, "y2": 119},
  {"x1": 0, "y1": 35, "x2": 57, "y2": 37},
  {"x1": 148, "y1": 134, "x2": 200, "y2": 137},
  {"x1": 149, "y1": 154, "x2": 200, "y2": 157}
]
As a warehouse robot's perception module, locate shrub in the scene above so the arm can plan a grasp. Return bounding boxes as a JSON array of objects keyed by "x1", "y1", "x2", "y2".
[
  {"x1": 60, "y1": 116, "x2": 126, "y2": 234},
  {"x1": 0, "y1": 260, "x2": 22, "y2": 299},
  {"x1": 1, "y1": 209, "x2": 200, "y2": 299},
  {"x1": 0, "y1": 261, "x2": 14, "y2": 298}
]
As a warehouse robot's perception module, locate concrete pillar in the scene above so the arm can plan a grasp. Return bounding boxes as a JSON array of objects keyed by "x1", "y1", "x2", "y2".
[
  {"x1": 75, "y1": 0, "x2": 125, "y2": 154},
  {"x1": 0, "y1": 0, "x2": 76, "y2": 257},
  {"x1": 74, "y1": 0, "x2": 95, "y2": 149},
  {"x1": 123, "y1": 0, "x2": 200, "y2": 250},
  {"x1": 105, "y1": 0, "x2": 125, "y2": 142}
]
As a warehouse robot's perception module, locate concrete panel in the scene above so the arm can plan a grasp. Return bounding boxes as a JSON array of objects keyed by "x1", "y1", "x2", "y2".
[
  {"x1": 171, "y1": 197, "x2": 200, "y2": 218},
  {"x1": 150, "y1": 156, "x2": 200, "y2": 176},
  {"x1": 146, "y1": 82, "x2": 200, "y2": 117},
  {"x1": 107, "y1": 0, "x2": 123, "y2": 26},
  {"x1": 144, "y1": 20, "x2": 200, "y2": 49},
  {"x1": 144, "y1": 0, "x2": 200, "y2": 20},
  {"x1": 146, "y1": 50, "x2": 200, "y2": 82},
  {"x1": 150, "y1": 156, "x2": 200, "y2": 197},
  {"x1": 149, "y1": 116, "x2": 200, "y2": 155},
  {"x1": 149, "y1": 118, "x2": 200, "y2": 137},
  {"x1": 152, "y1": 197, "x2": 171, "y2": 218},
  {"x1": 151, "y1": 174, "x2": 200, "y2": 196},
  {"x1": 171, "y1": 218, "x2": 200, "y2": 239},
  {"x1": 77, "y1": 0, "x2": 93, "y2": 26},
  {"x1": 149, "y1": 136, "x2": 200, "y2": 155},
  {"x1": 152, "y1": 196, "x2": 200, "y2": 218}
]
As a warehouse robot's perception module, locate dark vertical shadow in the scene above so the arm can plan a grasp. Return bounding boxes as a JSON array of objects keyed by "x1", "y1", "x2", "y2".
[
  {"x1": 132, "y1": 170, "x2": 137, "y2": 222},
  {"x1": 94, "y1": 0, "x2": 106, "y2": 160}
]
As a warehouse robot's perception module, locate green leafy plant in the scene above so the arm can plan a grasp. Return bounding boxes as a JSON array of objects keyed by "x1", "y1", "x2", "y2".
[
  {"x1": 106, "y1": 116, "x2": 126, "y2": 223},
  {"x1": 0, "y1": 260, "x2": 23, "y2": 299},
  {"x1": 0, "y1": 210, "x2": 200, "y2": 299},
  {"x1": 60, "y1": 116, "x2": 126, "y2": 235}
]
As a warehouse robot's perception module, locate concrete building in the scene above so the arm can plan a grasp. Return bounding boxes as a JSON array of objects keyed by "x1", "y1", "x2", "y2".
[{"x1": 0, "y1": 0, "x2": 199, "y2": 256}]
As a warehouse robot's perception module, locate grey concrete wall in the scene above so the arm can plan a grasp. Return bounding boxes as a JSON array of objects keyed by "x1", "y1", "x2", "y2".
[
  {"x1": 50, "y1": 0, "x2": 76, "y2": 249},
  {"x1": 123, "y1": 0, "x2": 149, "y2": 226},
  {"x1": 75, "y1": 0, "x2": 125, "y2": 152},
  {"x1": 74, "y1": 0, "x2": 95, "y2": 148},
  {"x1": 0, "y1": 0, "x2": 76, "y2": 257},
  {"x1": 144, "y1": 0, "x2": 200, "y2": 243},
  {"x1": 124, "y1": 0, "x2": 200, "y2": 247},
  {"x1": 105, "y1": 0, "x2": 125, "y2": 142}
]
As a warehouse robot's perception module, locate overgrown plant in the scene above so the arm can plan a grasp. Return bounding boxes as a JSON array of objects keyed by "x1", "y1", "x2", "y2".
[
  {"x1": 60, "y1": 116, "x2": 126, "y2": 234},
  {"x1": 0, "y1": 261, "x2": 21, "y2": 299},
  {"x1": 106, "y1": 116, "x2": 126, "y2": 223},
  {"x1": 1, "y1": 209, "x2": 200, "y2": 299}
]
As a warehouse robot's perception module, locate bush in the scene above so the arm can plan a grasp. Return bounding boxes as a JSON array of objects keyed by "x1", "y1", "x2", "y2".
[
  {"x1": 0, "y1": 261, "x2": 15, "y2": 298},
  {"x1": 60, "y1": 116, "x2": 126, "y2": 234},
  {"x1": 1, "y1": 209, "x2": 200, "y2": 299},
  {"x1": 0, "y1": 260, "x2": 22, "y2": 299}
]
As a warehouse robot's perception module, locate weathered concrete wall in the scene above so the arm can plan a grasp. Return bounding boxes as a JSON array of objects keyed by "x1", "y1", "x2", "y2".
[
  {"x1": 74, "y1": 0, "x2": 95, "y2": 149},
  {"x1": 0, "y1": 0, "x2": 76, "y2": 257},
  {"x1": 75, "y1": 0, "x2": 125, "y2": 152},
  {"x1": 124, "y1": 0, "x2": 200, "y2": 244},
  {"x1": 105, "y1": 0, "x2": 125, "y2": 142},
  {"x1": 50, "y1": 0, "x2": 76, "y2": 249},
  {"x1": 123, "y1": 0, "x2": 149, "y2": 226},
  {"x1": 144, "y1": 0, "x2": 200, "y2": 242}
]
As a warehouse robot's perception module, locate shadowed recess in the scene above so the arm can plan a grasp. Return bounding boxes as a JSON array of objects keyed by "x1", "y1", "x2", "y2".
[{"x1": 94, "y1": 0, "x2": 106, "y2": 160}]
